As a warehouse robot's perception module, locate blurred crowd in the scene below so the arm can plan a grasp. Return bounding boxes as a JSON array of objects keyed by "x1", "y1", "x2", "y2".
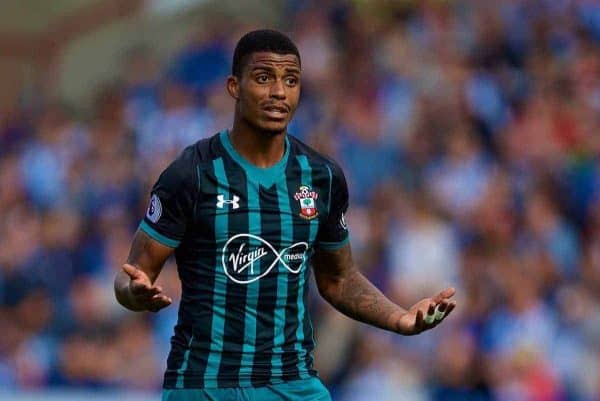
[{"x1": 2, "y1": 0, "x2": 600, "y2": 400}]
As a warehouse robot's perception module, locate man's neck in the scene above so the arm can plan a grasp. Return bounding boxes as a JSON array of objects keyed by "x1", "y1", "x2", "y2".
[{"x1": 228, "y1": 120, "x2": 286, "y2": 168}]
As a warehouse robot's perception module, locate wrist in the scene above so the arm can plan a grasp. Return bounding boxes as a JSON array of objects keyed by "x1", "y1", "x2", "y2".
[
  {"x1": 389, "y1": 309, "x2": 410, "y2": 335},
  {"x1": 394, "y1": 311, "x2": 417, "y2": 336}
]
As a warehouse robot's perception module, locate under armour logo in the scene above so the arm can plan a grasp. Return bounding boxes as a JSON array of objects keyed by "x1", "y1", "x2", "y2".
[{"x1": 217, "y1": 194, "x2": 240, "y2": 209}]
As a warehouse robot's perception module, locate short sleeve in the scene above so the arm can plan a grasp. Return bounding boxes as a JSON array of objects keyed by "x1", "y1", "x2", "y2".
[
  {"x1": 139, "y1": 150, "x2": 196, "y2": 248},
  {"x1": 316, "y1": 163, "x2": 350, "y2": 250}
]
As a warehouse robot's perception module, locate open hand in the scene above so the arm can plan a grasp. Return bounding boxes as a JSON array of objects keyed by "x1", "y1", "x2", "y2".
[
  {"x1": 122, "y1": 264, "x2": 172, "y2": 312},
  {"x1": 396, "y1": 287, "x2": 456, "y2": 335}
]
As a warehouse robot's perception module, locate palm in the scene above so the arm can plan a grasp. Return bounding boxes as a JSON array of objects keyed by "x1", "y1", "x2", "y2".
[
  {"x1": 397, "y1": 287, "x2": 456, "y2": 335},
  {"x1": 122, "y1": 263, "x2": 172, "y2": 312}
]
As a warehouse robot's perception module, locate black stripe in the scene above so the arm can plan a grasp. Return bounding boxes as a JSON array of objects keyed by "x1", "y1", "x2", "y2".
[
  {"x1": 250, "y1": 184, "x2": 281, "y2": 385},
  {"x1": 179, "y1": 162, "x2": 217, "y2": 388},
  {"x1": 217, "y1": 160, "x2": 249, "y2": 386}
]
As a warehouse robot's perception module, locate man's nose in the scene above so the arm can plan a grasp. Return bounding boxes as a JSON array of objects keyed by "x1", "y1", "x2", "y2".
[{"x1": 269, "y1": 78, "x2": 286, "y2": 99}]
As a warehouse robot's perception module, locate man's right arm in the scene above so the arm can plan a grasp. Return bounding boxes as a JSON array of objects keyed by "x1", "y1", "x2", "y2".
[
  {"x1": 114, "y1": 229, "x2": 175, "y2": 312},
  {"x1": 118, "y1": 146, "x2": 196, "y2": 311}
]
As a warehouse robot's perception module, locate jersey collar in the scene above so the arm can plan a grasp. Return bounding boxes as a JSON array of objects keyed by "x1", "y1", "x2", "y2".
[{"x1": 219, "y1": 129, "x2": 290, "y2": 187}]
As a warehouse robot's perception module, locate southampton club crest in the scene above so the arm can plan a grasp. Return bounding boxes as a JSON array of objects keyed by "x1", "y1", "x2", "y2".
[{"x1": 294, "y1": 185, "x2": 319, "y2": 220}]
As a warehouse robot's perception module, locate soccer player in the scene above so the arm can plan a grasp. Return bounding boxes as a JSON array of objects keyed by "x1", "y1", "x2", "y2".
[{"x1": 114, "y1": 29, "x2": 456, "y2": 401}]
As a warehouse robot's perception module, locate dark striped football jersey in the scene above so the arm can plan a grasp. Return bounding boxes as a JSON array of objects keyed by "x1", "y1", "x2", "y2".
[{"x1": 140, "y1": 130, "x2": 349, "y2": 389}]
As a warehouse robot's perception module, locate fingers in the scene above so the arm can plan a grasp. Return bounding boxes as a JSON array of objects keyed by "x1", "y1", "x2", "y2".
[
  {"x1": 401, "y1": 297, "x2": 458, "y2": 335},
  {"x1": 432, "y1": 287, "x2": 456, "y2": 303},
  {"x1": 426, "y1": 300, "x2": 457, "y2": 329},
  {"x1": 414, "y1": 309, "x2": 424, "y2": 333},
  {"x1": 443, "y1": 301, "x2": 457, "y2": 318},
  {"x1": 420, "y1": 297, "x2": 458, "y2": 329},
  {"x1": 151, "y1": 293, "x2": 172, "y2": 303},
  {"x1": 122, "y1": 264, "x2": 172, "y2": 312},
  {"x1": 122, "y1": 263, "x2": 141, "y2": 279},
  {"x1": 131, "y1": 283, "x2": 160, "y2": 298},
  {"x1": 123, "y1": 264, "x2": 152, "y2": 286},
  {"x1": 147, "y1": 294, "x2": 173, "y2": 313},
  {"x1": 135, "y1": 289, "x2": 173, "y2": 313},
  {"x1": 424, "y1": 302, "x2": 436, "y2": 324},
  {"x1": 436, "y1": 299, "x2": 450, "y2": 315},
  {"x1": 123, "y1": 264, "x2": 157, "y2": 296}
]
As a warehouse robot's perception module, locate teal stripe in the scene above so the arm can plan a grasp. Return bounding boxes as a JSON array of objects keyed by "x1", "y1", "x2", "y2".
[
  {"x1": 175, "y1": 335, "x2": 194, "y2": 388},
  {"x1": 317, "y1": 236, "x2": 350, "y2": 250},
  {"x1": 138, "y1": 221, "x2": 180, "y2": 248},
  {"x1": 326, "y1": 165, "x2": 333, "y2": 216},
  {"x1": 204, "y1": 157, "x2": 229, "y2": 387},
  {"x1": 271, "y1": 178, "x2": 293, "y2": 377},
  {"x1": 296, "y1": 155, "x2": 319, "y2": 377},
  {"x1": 238, "y1": 180, "x2": 260, "y2": 386}
]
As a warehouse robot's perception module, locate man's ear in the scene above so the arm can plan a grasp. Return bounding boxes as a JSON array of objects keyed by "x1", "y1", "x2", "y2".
[{"x1": 227, "y1": 75, "x2": 239, "y2": 100}]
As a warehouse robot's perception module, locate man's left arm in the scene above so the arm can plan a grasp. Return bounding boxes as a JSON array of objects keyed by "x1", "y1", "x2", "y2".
[{"x1": 313, "y1": 244, "x2": 456, "y2": 335}]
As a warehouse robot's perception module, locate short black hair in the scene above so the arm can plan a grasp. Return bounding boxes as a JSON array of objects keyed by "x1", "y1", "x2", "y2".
[{"x1": 232, "y1": 29, "x2": 301, "y2": 77}]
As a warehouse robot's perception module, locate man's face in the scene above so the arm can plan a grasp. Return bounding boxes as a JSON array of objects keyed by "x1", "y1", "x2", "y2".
[{"x1": 229, "y1": 52, "x2": 301, "y2": 134}]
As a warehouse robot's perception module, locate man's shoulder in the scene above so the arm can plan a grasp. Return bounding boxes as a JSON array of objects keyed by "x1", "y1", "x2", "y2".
[
  {"x1": 182, "y1": 132, "x2": 222, "y2": 164},
  {"x1": 161, "y1": 133, "x2": 222, "y2": 185},
  {"x1": 288, "y1": 134, "x2": 343, "y2": 176},
  {"x1": 167, "y1": 132, "x2": 225, "y2": 172}
]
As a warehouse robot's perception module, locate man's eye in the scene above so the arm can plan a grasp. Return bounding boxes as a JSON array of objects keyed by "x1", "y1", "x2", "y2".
[
  {"x1": 285, "y1": 77, "x2": 298, "y2": 86},
  {"x1": 256, "y1": 75, "x2": 269, "y2": 83}
]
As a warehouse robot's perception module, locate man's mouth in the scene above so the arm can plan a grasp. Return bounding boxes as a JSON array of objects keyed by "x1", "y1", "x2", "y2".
[{"x1": 263, "y1": 105, "x2": 289, "y2": 119}]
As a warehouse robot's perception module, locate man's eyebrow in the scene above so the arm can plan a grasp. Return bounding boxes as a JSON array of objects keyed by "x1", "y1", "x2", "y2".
[
  {"x1": 251, "y1": 66, "x2": 274, "y2": 71},
  {"x1": 249, "y1": 64, "x2": 301, "y2": 73}
]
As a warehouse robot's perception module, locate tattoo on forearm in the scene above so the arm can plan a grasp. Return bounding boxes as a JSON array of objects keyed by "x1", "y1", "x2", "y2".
[
  {"x1": 336, "y1": 272, "x2": 403, "y2": 331},
  {"x1": 315, "y1": 246, "x2": 404, "y2": 332}
]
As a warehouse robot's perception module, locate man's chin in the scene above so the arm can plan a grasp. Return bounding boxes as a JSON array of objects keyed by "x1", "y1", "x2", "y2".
[{"x1": 257, "y1": 120, "x2": 289, "y2": 135}]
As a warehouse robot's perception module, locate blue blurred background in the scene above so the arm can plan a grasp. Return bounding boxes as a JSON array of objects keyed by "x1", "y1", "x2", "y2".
[{"x1": 1, "y1": 0, "x2": 600, "y2": 400}]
